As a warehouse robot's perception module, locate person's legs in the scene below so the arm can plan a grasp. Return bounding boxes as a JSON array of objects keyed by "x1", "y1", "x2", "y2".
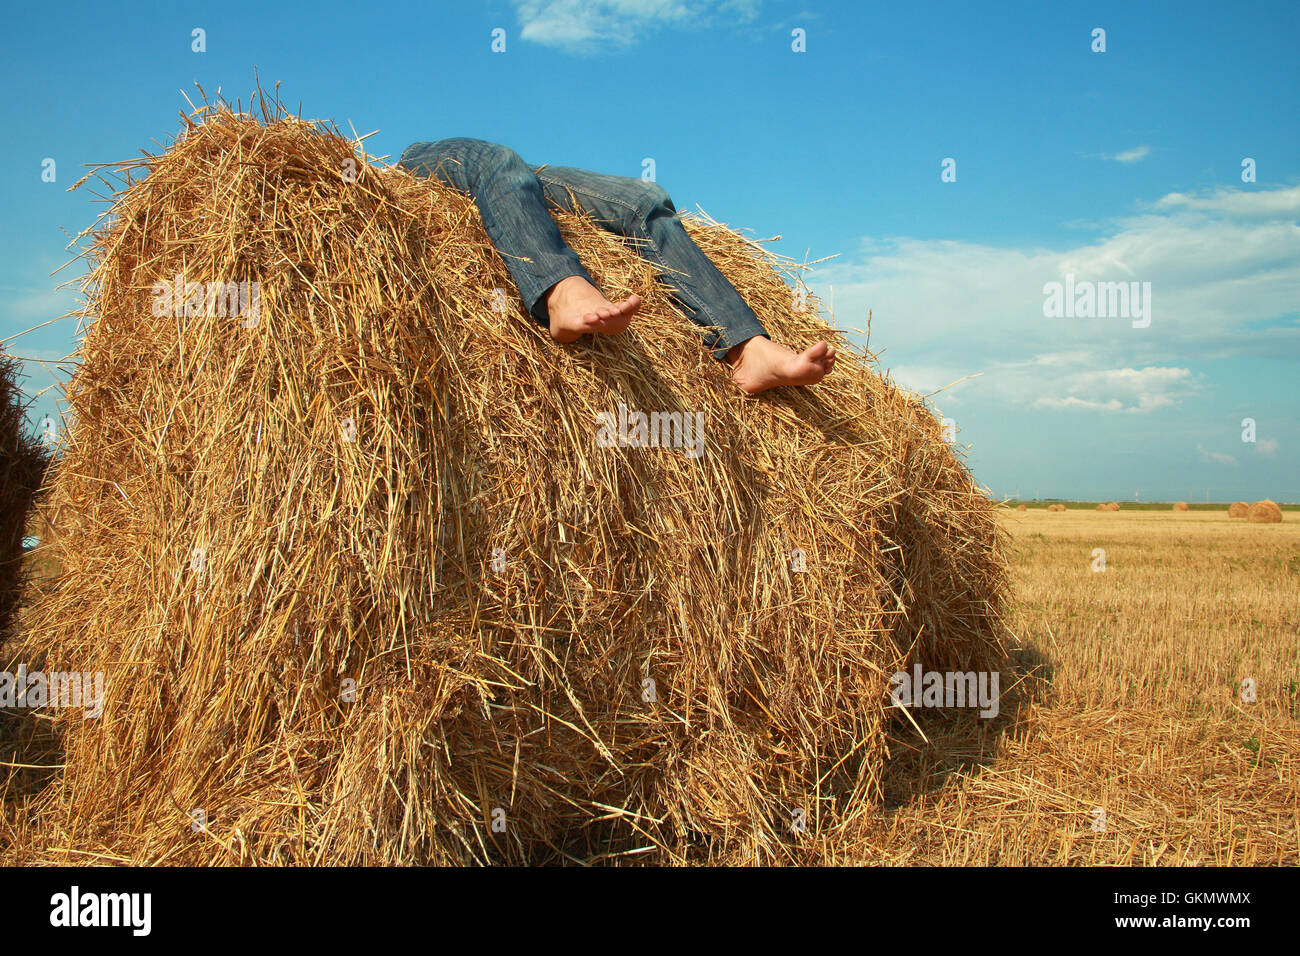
[
  {"x1": 400, "y1": 140, "x2": 834, "y2": 390},
  {"x1": 530, "y1": 164, "x2": 836, "y2": 390},
  {"x1": 399, "y1": 139, "x2": 636, "y2": 333},
  {"x1": 527, "y1": 164, "x2": 770, "y2": 361}
]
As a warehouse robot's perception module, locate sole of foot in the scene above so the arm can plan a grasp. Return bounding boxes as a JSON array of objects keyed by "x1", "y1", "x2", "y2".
[
  {"x1": 545, "y1": 276, "x2": 642, "y2": 344},
  {"x1": 727, "y1": 337, "x2": 835, "y2": 394}
]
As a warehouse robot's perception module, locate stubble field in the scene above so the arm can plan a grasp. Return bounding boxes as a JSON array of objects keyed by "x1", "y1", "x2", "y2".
[{"x1": 855, "y1": 506, "x2": 1299, "y2": 865}]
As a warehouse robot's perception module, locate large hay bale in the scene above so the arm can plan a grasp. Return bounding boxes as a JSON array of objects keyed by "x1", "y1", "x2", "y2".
[
  {"x1": 1094, "y1": 504, "x2": 1106, "y2": 512},
  {"x1": 0, "y1": 348, "x2": 49, "y2": 640},
  {"x1": 14, "y1": 101, "x2": 1009, "y2": 865},
  {"x1": 1247, "y1": 500, "x2": 1283, "y2": 524},
  {"x1": 1173, "y1": 501, "x2": 1189, "y2": 511},
  {"x1": 1016, "y1": 504, "x2": 1026, "y2": 512},
  {"x1": 1228, "y1": 501, "x2": 1250, "y2": 518},
  {"x1": 1106, "y1": 502, "x2": 1120, "y2": 511}
]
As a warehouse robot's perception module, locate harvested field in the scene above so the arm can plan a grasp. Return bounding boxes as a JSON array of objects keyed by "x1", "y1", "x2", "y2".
[{"x1": 856, "y1": 507, "x2": 1299, "y2": 864}]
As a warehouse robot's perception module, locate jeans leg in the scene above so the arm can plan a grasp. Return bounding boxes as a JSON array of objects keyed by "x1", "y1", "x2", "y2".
[
  {"x1": 529, "y1": 165, "x2": 770, "y2": 360},
  {"x1": 399, "y1": 138, "x2": 593, "y2": 325}
]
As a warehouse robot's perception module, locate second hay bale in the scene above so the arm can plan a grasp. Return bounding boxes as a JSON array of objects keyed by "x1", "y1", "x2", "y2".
[
  {"x1": 0, "y1": 348, "x2": 49, "y2": 641},
  {"x1": 1247, "y1": 500, "x2": 1283, "y2": 524}
]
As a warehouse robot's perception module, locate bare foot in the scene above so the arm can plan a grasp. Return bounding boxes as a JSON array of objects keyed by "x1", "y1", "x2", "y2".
[
  {"x1": 544, "y1": 275, "x2": 641, "y2": 344},
  {"x1": 727, "y1": 336, "x2": 835, "y2": 394}
]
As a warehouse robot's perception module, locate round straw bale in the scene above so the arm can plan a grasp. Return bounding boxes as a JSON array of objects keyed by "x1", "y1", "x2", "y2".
[
  {"x1": 1173, "y1": 501, "x2": 1189, "y2": 511},
  {"x1": 1016, "y1": 504, "x2": 1026, "y2": 512},
  {"x1": 1247, "y1": 500, "x2": 1283, "y2": 523},
  {"x1": 1228, "y1": 501, "x2": 1250, "y2": 518},
  {"x1": 15, "y1": 102, "x2": 1010, "y2": 865}
]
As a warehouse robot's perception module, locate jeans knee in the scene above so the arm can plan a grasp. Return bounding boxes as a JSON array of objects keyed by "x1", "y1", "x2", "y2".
[
  {"x1": 639, "y1": 180, "x2": 675, "y2": 216},
  {"x1": 401, "y1": 138, "x2": 528, "y2": 188}
]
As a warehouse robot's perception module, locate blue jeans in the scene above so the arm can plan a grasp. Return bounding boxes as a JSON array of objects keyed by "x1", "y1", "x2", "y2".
[{"x1": 398, "y1": 138, "x2": 769, "y2": 360}]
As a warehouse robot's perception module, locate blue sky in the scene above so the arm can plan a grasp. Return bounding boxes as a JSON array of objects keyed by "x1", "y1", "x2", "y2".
[{"x1": 2, "y1": 0, "x2": 1297, "y2": 501}]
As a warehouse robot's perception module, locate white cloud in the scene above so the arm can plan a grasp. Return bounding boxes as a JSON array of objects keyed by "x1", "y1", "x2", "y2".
[
  {"x1": 1152, "y1": 186, "x2": 1300, "y2": 220},
  {"x1": 511, "y1": 0, "x2": 759, "y2": 52},
  {"x1": 1197, "y1": 444, "x2": 1238, "y2": 466},
  {"x1": 888, "y1": 357, "x2": 1196, "y2": 415},
  {"x1": 1107, "y1": 145, "x2": 1151, "y2": 163},
  {"x1": 1257, "y1": 437, "x2": 1279, "y2": 456},
  {"x1": 1035, "y1": 395, "x2": 1126, "y2": 412},
  {"x1": 1032, "y1": 367, "x2": 1194, "y2": 414},
  {"x1": 1, "y1": 286, "x2": 80, "y2": 329},
  {"x1": 813, "y1": 184, "x2": 1300, "y2": 412}
]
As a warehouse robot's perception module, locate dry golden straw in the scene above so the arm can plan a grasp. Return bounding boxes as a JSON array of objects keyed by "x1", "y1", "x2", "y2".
[
  {"x1": 8, "y1": 94, "x2": 1009, "y2": 865},
  {"x1": 1173, "y1": 502, "x2": 1189, "y2": 512},
  {"x1": 1228, "y1": 501, "x2": 1249, "y2": 518}
]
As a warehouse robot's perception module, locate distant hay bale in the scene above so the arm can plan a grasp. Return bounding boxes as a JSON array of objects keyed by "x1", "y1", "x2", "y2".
[
  {"x1": 0, "y1": 348, "x2": 50, "y2": 640},
  {"x1": 1016, "y1": 504, "x2": 1026, "y2": 512},
  {"x1": 13, "y1": 99, "x2": 1010, "y2": 865},
  {"x1": 1046, "y1": 504, "x2": 1065, "y2": 512},
  {"x1": 1094, "y1": 504, "x2": 1106, "y2": 511},
  {"x1": 1106, "y1": 502, "x2": 1120, "y2": 511},
  {"x1": 1246, "y1": 500, "x2": 1283, "y2": 524},
  {"x1": 1228, "y1": 501, "x2": 1249, "y2": 518},
  {"x1": 1173, "y1": 501, "x2": 1189, "y2": 511}
]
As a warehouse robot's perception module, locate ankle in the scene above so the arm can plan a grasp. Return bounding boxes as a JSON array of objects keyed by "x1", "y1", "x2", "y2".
[
  {"x1": 546, "y1": 275, "x2": 585, "y2": 306},
  {"x1": 726, "y1": 335, "x2": 769, "y2": 365}
]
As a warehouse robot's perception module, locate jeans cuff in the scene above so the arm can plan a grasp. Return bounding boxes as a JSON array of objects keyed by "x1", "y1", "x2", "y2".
[
  {"x1": 709, "y1": 326, "x2": 769, "y2": 362},
  {"x1": 524, "y1": 265, "x2": 595, "y2": 325}
]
